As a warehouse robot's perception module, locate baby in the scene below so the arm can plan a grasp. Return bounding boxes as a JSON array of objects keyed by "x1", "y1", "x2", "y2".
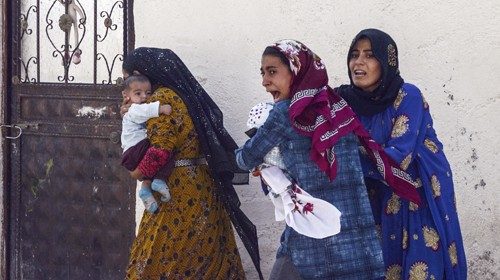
[{"x1": 121, "y1": 74, "x2": 172, "y2": 213}]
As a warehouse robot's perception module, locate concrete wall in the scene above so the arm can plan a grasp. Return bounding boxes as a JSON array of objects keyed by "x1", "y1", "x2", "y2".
[
  {"x1": 133, "y1": 1, "x2": 500, "y2": 279},
  {"x1": 131, "y1": 1, "x2": 499, "y2": 279}
]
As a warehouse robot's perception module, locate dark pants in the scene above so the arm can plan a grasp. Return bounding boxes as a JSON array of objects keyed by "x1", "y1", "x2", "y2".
[{"x1": 121, "y1": 139, "x2": 173, "y2": 180}]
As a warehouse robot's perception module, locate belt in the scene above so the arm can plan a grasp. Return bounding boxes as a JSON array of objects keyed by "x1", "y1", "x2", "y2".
[{"x1": 174, "y1": 157, "x2": 208, "y2": 167}]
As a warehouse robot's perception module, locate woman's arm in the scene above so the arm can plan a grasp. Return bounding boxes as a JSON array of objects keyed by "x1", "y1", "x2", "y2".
[
  {"x1": 383, "y1": 85, "x2": 425, "y2": 169},
  {"x1": 236, "y1": 102, "x2": 290, "y2": 170},
  {"x1": 133, "y1": 146, "x2": 171, "y2": 179}
]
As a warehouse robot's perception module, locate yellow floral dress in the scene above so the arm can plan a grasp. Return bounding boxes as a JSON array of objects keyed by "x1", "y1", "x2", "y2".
[{"x1": 125, "y1": 87, "x2": 245, "y2": 280}]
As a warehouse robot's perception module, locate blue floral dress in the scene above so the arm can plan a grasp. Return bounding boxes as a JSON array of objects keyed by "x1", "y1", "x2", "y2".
[
  {"x1": 236, "y1": 100, "x2": 385, "y2": 280},
  {"x1": 358, "y1": 83, "x2": 467, "y2": 280}
]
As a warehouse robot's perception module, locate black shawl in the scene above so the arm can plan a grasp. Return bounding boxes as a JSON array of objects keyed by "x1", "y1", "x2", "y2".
[
  {"x1": 123, "y1": 48, "x2": 263, "y2": 279},
  {"x1": 338, "y1": 28, "x2": 404, "y2": 116}
]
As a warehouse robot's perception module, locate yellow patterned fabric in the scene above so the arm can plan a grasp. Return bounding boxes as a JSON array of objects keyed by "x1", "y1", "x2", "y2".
[{"x1": 126, "y1": 87, "x2": 245, "y2": 280}]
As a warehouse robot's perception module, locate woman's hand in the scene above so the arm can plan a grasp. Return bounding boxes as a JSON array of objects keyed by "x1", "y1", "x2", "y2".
[
  {"x1": 130, "y1": 168, "x2": 144, "y2": 180},
  {"x1": 260, "y1": 166, "x2": 292, "y2": 193},
  {"x1": 251, "y1": 167, "x2": 261, "y2": 177},
  {"x1": 120, "y1": 96, "x2": 132, "y2": 117}
]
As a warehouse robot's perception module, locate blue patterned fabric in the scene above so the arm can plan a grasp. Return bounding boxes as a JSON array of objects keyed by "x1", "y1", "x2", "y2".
[
  {"x1": 358, "y1": 83, "x2": 467, "y2": 279},
  {"x1": 236, "y1": 100, "x2": 384, "y2": 279}
]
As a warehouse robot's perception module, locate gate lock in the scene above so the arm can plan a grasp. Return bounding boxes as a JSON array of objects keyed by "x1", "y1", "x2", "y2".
[
  {"x1": 0, "y1": 123, "x2": 40, "y2": 139},
  {"x1": 0, "y1": 124, "x2": 23, "y2": 139}
]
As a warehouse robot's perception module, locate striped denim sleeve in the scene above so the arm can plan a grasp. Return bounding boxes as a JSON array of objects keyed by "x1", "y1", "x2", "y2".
[{"x1": 235, "y1": 101, "x2": 290, "y2": 170}]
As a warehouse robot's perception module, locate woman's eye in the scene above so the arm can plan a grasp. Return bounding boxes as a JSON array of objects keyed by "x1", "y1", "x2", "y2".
[
  {"x1": 350, "y1": 53, "x2": 359, "y2": 59},
  {"x1": 269, "y1": 70, "x2": 276, "y2": 75}
]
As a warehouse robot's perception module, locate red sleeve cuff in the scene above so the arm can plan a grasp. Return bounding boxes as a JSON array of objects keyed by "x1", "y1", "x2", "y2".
[{"x1": 137, "y1": 147, "x2": 171, "y2": 178}]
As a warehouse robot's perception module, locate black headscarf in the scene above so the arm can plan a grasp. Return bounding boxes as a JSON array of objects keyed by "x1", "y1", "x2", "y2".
[
  {"x1": 338, "y1": 28, "x2": 404, "y2": 116},
  {"x1": 122, "y1": 48, "x2": 263, "y2": 279}
]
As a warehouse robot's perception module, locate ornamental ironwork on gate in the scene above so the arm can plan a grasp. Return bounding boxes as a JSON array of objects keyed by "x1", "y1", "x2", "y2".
[{"x1": 12, "y1": 0, "x2": 134, "y2": 84}]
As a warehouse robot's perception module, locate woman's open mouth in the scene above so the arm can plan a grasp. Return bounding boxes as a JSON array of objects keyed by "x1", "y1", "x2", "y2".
[
  {"x1": 271, "y1": 91, "x2": 280, "y2": 101},
  {"x1": 353, "y1": 69, "x2": 366, "y2": 77}
]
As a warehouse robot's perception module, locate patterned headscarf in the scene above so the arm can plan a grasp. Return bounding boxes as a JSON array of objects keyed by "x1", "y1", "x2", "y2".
[
  {"x1": 338, "y1": 28, "x2": 405, "y2": 116},
  {"x1": 267, "y1": 40, "x2": 353, "y2": 178},
  {"x1": 122, "y1": 48, "x2": 263, "y2": 280},
  {"x1": 267, "y1": 40, "x2": 421, "y2": 205}
]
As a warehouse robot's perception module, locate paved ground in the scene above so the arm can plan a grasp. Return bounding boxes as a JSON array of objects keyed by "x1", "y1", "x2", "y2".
[{"x1": 234, "y1": 176, "x2": 283, "y2": 280}]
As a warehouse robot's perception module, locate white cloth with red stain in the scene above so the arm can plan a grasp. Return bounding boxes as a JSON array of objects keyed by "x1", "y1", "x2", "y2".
[{"x1": 260, "y1": 166, "x2": 342, "y2": 239}]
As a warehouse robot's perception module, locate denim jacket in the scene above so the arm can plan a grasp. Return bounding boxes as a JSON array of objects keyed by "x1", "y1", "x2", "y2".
[{"x1": 236, "y1": 100, "x2": 384, "y2": 279}]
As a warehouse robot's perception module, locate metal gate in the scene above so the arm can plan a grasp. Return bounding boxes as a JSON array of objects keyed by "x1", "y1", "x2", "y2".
[{"x1": 6, "y1": 1, "x2": 135, "y2": 279}]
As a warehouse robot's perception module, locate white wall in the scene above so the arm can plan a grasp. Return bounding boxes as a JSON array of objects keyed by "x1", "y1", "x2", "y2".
[{"x1": 132, "y1": 1, "x2": 499, "y2": 279}]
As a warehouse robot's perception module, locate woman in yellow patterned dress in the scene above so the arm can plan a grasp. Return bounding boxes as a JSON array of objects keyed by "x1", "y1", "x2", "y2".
[{"x1": 121, "y1": 48, "x2": 263, "y2": 280}]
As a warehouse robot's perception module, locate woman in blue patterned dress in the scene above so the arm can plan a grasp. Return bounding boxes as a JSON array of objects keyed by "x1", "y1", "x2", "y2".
[
  {"x1": 235, "y1": 39, "x2": 410, "y2": 279},
  {"x1": 338, "y1": 28, "x2": 467, "y2": 279}
]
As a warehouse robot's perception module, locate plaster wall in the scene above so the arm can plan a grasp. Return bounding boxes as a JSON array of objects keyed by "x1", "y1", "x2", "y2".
[{"x1": 131, "y1": 1, "x2": 500, "y2": 279}]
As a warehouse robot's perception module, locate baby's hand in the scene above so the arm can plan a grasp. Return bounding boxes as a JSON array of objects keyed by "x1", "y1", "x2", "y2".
[
  {"x1": 159, "y1": 104, "x2": 172, "y2": 115},
  {"x1": 120, "y1": 96, "x2": 132, "y2": 117}
]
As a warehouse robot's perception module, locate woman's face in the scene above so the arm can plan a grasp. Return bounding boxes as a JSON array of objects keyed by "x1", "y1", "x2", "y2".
[
  {"x1": 348, "y1": 38, "x2": 382, "y2": 92},
  {"x1": 261, "y1": 55, "x2": 293, "y2": 102}
]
